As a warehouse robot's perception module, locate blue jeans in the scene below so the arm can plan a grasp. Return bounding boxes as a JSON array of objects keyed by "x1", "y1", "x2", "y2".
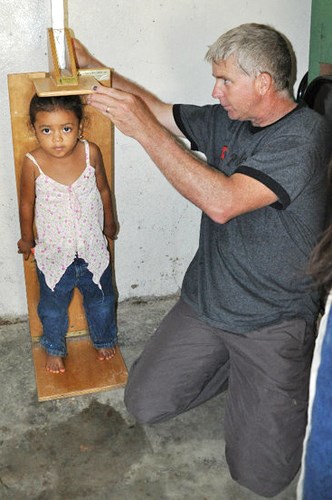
[{"x1": 37, "y1": 258, "x2": 117, "y2": 357}]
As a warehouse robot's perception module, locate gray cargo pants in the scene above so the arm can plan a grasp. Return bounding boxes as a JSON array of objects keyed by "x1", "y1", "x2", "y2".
[{"x1": 124, "y1": 298, "x2": 314, "y2": 497}]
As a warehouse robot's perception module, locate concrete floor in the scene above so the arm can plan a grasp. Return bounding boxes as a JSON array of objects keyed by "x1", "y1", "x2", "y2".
[{"x1": 0, "y1": 296, "x2": 298, "y2": 500}]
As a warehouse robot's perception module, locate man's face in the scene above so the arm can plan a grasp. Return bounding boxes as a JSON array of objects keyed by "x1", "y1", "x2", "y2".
[{"x1": 211, "y1": 55, "x2": 260, "y2": 122}]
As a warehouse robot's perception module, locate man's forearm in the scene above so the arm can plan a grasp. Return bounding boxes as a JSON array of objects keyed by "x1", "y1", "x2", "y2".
[
  {"x1": 137, "y1": 120, "x2": 231, "y2": 222},
  {"x1": 112, "y1": 71, "x2": 170, "y2": 125}
]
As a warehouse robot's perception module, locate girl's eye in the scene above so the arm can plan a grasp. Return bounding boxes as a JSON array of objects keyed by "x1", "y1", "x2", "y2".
[
  {"x1": 42, "y1": 128, "x2": 51, "y2": 135},
  {"x1": 63, "y1": 126, "x2": 72, "y2": 133}
]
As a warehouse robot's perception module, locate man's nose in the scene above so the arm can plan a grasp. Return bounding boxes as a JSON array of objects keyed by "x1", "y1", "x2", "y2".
[{"x1": 212, "y1": 82, "x2": 224, "y2": 99}]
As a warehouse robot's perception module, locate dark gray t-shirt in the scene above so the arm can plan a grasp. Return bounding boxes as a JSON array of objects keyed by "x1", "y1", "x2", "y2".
[{"x1": 173, "y1": 103, "x2": 330, "y2": 332}]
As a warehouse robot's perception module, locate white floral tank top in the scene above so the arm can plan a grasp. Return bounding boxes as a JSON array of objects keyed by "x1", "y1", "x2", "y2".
[{"x1": 28, "y1": 140, "x2": 110, "y2": 291}]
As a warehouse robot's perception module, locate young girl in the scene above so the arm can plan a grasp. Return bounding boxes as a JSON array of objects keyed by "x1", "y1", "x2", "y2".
[{"x1": 17, "y1": 94, "x2": 118, "y2": 374}]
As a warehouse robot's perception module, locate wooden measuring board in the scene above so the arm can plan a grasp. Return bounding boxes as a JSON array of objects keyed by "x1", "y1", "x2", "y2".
[
  {"x1": 33, "y1": 74, "x2": 98, "y2": 96},
  {"x1": 8, "y1": 70, "x2": 128, "y2": 401},
  {"x1": 33, "y1": 28, "x2": 99, "y2": 97}
]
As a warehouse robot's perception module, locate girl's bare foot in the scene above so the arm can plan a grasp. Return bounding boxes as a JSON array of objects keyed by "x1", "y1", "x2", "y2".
[
  {"x1": 45, "y1": 354, "x2": 65, "y2": 373},
  {"x1": 97, "y1": 347, "x2": 116, "y2": 361}
]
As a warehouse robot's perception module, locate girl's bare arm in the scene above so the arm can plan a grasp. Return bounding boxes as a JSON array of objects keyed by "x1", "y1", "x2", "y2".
[
  {"x1": 92, "y1": 143, "x2": 118, "y2": 239},
  {"x1": 17, "y1": 157, "x2": 36, "y2": 259}
]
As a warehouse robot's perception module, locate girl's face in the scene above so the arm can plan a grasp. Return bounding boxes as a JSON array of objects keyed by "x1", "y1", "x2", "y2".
[{"x1": 33, "y1": 108, "x2": 81, "y2": 159}]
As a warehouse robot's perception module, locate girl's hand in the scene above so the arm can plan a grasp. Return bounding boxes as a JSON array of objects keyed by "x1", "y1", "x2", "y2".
[
  {"x1": 17, "y1": 239, "x2": 34, "y2": 260},
  {"x1": 104, "y1": 221, "x2": 118, "y2": 240}
]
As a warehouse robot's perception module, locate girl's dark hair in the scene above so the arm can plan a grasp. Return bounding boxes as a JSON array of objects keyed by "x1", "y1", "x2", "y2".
[{"x1": 29, "y1": 94, "x2": 83, "y2": 125}]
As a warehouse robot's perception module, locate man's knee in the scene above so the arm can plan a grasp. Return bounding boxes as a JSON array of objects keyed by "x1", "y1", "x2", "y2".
[{"x1": 124, "y1": 379, "x2": 166, "y2": 425}]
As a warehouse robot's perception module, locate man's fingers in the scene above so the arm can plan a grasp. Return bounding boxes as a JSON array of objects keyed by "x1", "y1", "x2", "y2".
[
  {"x1": 87, "y1": 90, "x2": 133, "y2": 118},
  {"x1": 90, "y1": 84, "x2": 129, "y2": 101}
]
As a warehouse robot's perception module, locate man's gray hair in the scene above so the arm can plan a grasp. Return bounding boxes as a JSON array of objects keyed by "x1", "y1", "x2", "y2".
[{"x1": 205, "y1": 23, "x2": 294, "y2": 92}]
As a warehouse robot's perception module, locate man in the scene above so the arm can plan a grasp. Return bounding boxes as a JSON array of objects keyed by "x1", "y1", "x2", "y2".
[{"x1": 74, "y1": 23, "x2": 331, "y2": 497}]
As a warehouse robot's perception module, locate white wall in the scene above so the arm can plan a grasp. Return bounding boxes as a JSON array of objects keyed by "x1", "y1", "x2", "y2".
[{"x1": 0, "y1": 0, "x2": 312, "y2": 317}]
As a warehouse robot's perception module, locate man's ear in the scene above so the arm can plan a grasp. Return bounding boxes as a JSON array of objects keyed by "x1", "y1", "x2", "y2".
[{"x1": 256, "y1": 72, "x2": 272, "y2": 95}]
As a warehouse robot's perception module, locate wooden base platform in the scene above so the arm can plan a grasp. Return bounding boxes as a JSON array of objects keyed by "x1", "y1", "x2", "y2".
[{"x1": 32, "y1": 337, "x2": 128, "y2": 401}]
